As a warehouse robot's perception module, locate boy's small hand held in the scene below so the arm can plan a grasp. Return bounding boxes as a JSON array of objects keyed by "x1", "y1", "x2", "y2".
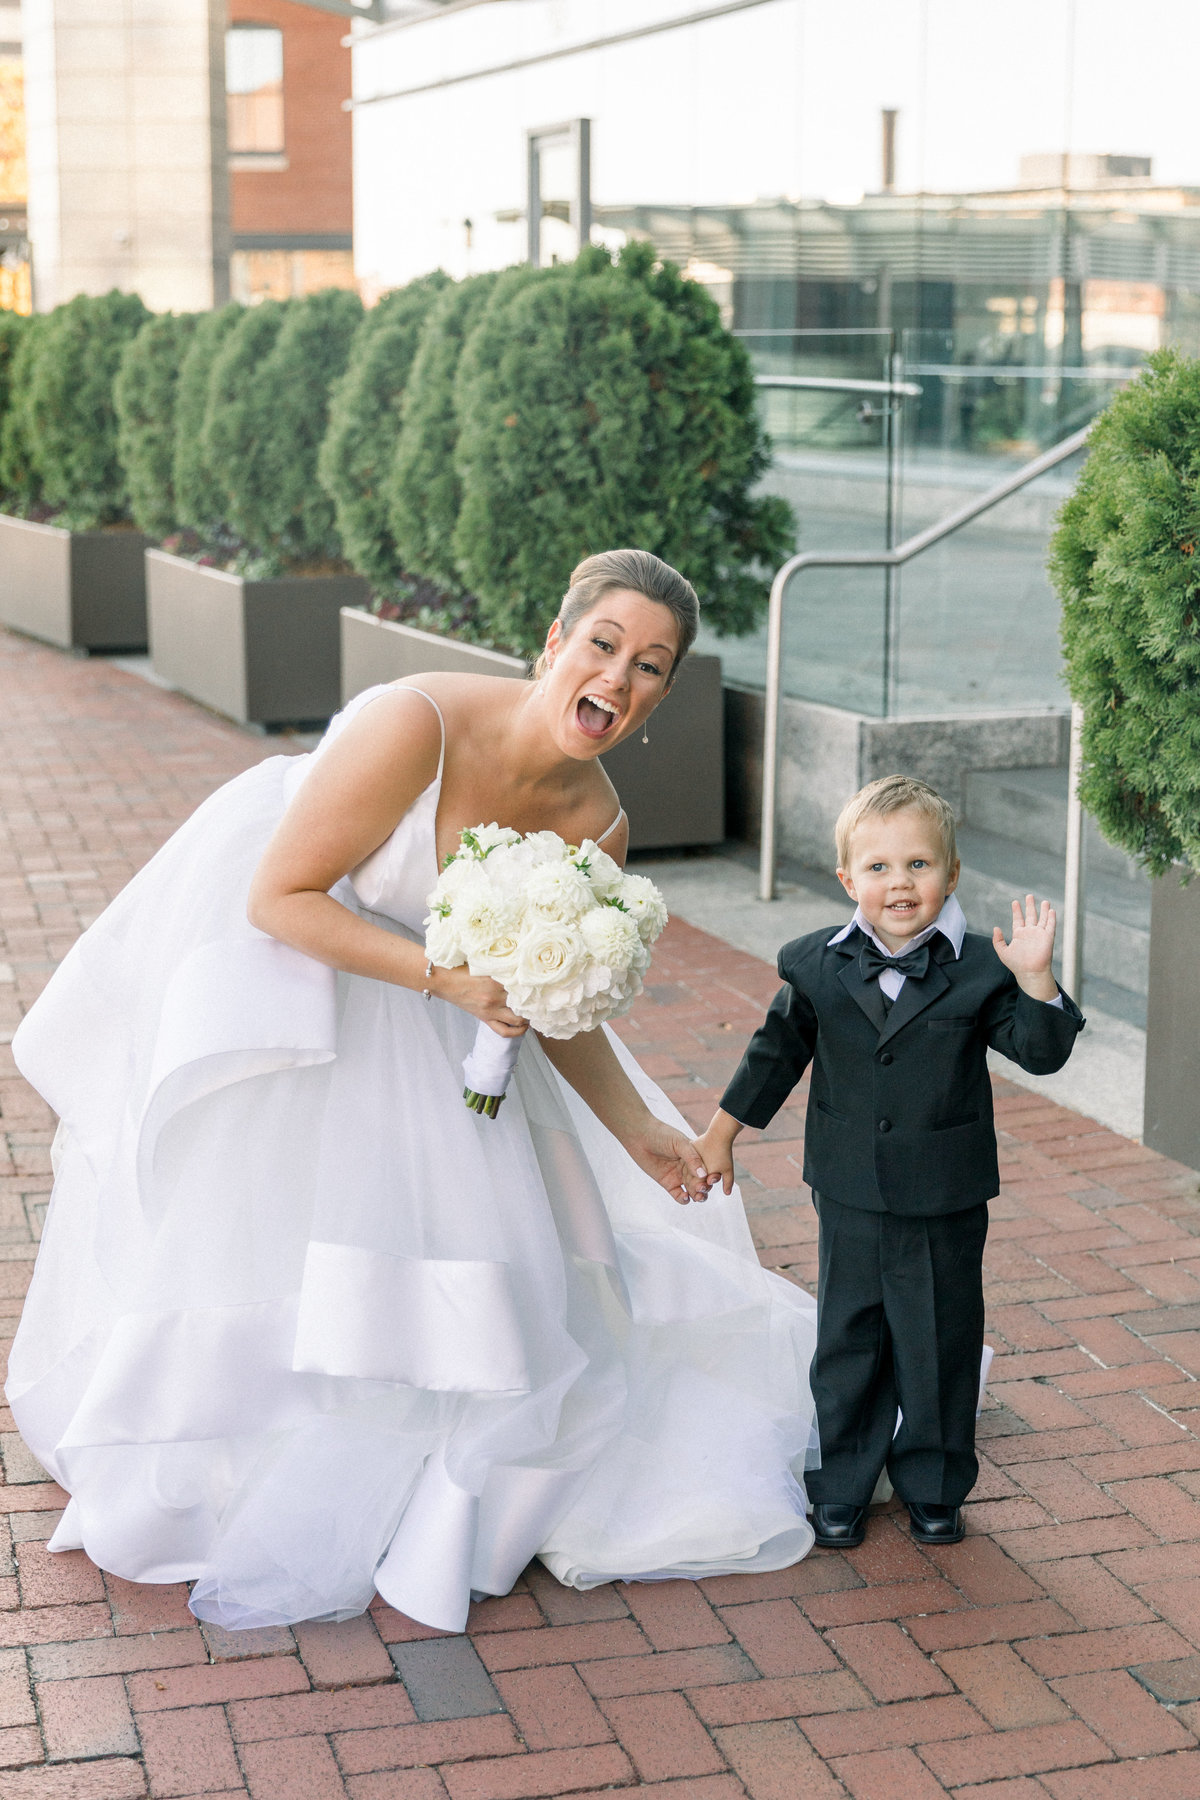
[
  {"x1": 992, "y1": 894, "x2": 1060, "y2": 1001},
  {"x1": 694, "y1": 1116, "x2": 740, "y2": 1196}
]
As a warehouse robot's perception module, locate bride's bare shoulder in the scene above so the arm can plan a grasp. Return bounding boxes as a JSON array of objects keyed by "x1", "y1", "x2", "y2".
[{"x1": 391, "y1": 671, "x2": 525, "y2": 725}]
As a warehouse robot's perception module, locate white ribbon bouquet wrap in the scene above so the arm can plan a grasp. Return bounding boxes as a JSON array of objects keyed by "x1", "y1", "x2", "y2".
[{"x1": 424, "y1": 824, "x2": 668, "y2": 1117}]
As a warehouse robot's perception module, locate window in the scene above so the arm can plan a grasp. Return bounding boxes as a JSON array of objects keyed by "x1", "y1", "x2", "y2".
[{"x1": 226, "y1": 24, "x2": 283, "y2": 157}]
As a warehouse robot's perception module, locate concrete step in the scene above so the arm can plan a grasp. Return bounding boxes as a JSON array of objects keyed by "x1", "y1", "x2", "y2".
[{"x1": 964, "y1": 766, "x2": 1145, "y2": 884}]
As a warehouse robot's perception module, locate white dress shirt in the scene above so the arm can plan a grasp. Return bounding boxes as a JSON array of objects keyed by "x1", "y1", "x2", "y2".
[{"x1": 828, "y1": 891, "x2": 1063, "y2": 1008}]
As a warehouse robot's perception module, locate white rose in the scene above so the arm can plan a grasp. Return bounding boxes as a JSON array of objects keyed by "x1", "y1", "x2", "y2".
[
  {"x1": 457, "y1": 880, "x2": 520, "y2": 965},
  {"x1": 514, "y1": 918, "x2": 588, "y2": 989},
  {"x1": 471, "y1": 931, "x2": 521, "y2": 983},
  {"x1": 580, "y1": 903, "x2": 642, "y2": 972},
  {"x1": 424, "y1": 909, "x2": 464, "y2": 969},
  {"x1": 578, "y1": 842, "x2": 624, "y2": 900},
  {"x1": 617, "y1": 873, "x2": 668, "y2": 944},
  {"x1": 430, "y1": 855, "x2": 484, "y2": 904},
  {"x1": 463, "y1": 822, "x2": 522, "y2": 859},
  {"x1": 524, "y1": 859, "x2": 595, "y2": 920}
]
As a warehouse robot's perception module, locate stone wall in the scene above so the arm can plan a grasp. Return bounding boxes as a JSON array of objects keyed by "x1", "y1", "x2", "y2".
[{"x1": 23, "y1": 0, "x2": 228, "y2": 311}]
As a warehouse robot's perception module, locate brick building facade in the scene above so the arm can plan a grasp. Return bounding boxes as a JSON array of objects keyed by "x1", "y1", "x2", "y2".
[{"x1": 228, "y1": 0, "x2": 355, "y2": 303}]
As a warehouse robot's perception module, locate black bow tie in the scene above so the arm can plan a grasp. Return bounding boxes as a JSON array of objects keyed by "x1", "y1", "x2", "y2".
[{"x1": 859, "y1": 938, "x2": 931, "y2": 985}]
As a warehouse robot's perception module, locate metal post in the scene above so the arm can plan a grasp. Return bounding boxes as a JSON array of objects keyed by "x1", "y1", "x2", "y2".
[
  {"x1": 757, "y1": 561, "x2": 789, "y2": 901},
  {"x1": 1061, "y1": 699, "x2": 1085, "y2": 1002},
  {"x1": 526, "y1": 132, "x2": 541, "y2": 266},
  {"x1": 573, "y1": 118, "x2": 592, "y2": 252}
]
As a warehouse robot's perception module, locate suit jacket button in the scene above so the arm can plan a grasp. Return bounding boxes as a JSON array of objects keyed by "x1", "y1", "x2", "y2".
[
  {"x1": 878, "y1": 1118, "x2": 892, "y2": 1133},
  {"x1": 879, "y1": 1051, "x2": 893, "y2": 1065}
]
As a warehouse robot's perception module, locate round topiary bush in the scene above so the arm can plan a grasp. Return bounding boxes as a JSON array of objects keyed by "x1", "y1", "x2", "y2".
[
  {"x1": 1050, "y1": 348, "x2": 1200, "y2": 876},
  {"x1": 387, "y1": 268, "x2": 514, "y2": 594},
  {"x1": 205, "y1": 289, "x2": 363, "y2": 570},
  {"x1": 173, "y1": 302, "x2": 243, "y2": 540},
  {"x1": 0, "y1": 311, "x2": 40, "y2": 510},
  {"x1": 114, "y1": 311, "x2": 198, "y2": 539},
  {"x1": 19, "y1": 291, "x2": 151, "y2": 528},
  {"x1": 318, "y1": 270, "x2": 451, "y2": 590},
  {"x1": 451, "y1": 243, "x2": 795, "y2": 656}
]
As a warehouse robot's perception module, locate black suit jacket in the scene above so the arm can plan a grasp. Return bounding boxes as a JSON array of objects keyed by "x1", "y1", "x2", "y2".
[{"x1": 720, "y1": 925, "x2": 1085, "y2": 1216}]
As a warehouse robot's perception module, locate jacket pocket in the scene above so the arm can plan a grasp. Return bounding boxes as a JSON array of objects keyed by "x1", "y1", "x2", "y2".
[
  {"x1": 928, "y1": 1018, "x2": 974, "y2": 1031},
  {"x1": 816, "y1": 1099, "x2": 848, "y2": 1122},
  {"x1": 932, "y1": 1111, "x2": 980, "y2": 1131}
]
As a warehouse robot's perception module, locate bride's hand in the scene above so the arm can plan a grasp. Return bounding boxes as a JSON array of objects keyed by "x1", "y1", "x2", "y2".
[
  {"x1": 624, "y1": 1117, "x2": 712, "y2": 1206},
  {"x1": 436, "y1": 966, "x2": 529, "y2": 1038}
]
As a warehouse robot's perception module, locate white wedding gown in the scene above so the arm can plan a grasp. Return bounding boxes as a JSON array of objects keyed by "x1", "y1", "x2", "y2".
[{"x1": 7, "y1": 685, "x2": 819, "y2": 1633}]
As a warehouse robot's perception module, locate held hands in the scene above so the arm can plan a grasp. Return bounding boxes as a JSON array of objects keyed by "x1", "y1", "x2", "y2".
[
  {"x1": 693, "y1": 1121, "x2": 737, "y2": 1197},
  {"x1": 625, "y1": 1117, "x2": 713, "y2": 1206},
  {"x1": 992, "y1": 894, "x2": 1060, "y2": 1002}
]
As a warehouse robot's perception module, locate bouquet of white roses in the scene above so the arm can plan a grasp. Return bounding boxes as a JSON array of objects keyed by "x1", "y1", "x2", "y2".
[{"x1": 424, "y1": 824, "x2": 668, "y2": 1117}]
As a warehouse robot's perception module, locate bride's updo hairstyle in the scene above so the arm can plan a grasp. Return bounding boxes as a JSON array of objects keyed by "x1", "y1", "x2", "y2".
[{"x1": 534, "y1": 549, "x2": 699, "y2": 684}]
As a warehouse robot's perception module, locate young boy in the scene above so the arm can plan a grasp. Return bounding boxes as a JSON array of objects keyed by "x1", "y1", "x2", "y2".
[{"x1": 696, "y1": 774, "x2": 1084, "y2": 1548}]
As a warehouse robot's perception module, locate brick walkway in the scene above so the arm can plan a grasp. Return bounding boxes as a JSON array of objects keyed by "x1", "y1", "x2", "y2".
[{"x1": 2, "y1": 628, "x2": 1200, "y2": 1799}]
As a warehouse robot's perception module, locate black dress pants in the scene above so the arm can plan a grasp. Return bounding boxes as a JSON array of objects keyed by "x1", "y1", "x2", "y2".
[{"x1": 805, "y1": 1193, "x2": 988, "y2": 1508}]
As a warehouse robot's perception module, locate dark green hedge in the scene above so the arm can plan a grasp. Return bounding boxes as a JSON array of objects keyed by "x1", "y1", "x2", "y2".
[
  {"x1": 1051, "y1": 348, "x2": 1200, "y2": 875},
  {"x1": 8, "y1": 292, "x2": 150, "y2": 528},
  {"x1": 204, "y1": 289, "x2": 362, "y2": 570},
  {"x1": 318, "y1": 271, "x2": 451, "y2": 589},
  {"x1": 452, "y1": 244, "x2": 794, "y2": 655},
  {"x1": 114, "y1": 312, "x2": 198, "y2": 539},
  {"x1": 0, "y1": 312, "x2": 41, "y2": 510},
  {"x1": 387, "y1": 268, "x2": 516, "y2": 594},
  {"x1": 173, "y1": 303, "x2": 243, "y2": 539}
]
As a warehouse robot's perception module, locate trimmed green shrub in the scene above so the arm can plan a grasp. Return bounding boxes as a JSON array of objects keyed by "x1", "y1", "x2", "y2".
[
  {"x1": 0, "y1": 310, "x2": 27, "y2": 437},
  {"x1": 387, "y1": 269, "x2": 512, "y2": 593},
  {"x1": 318, "y1": 271, "x2": 451, "y2": 589},
  {"x1": 115, "y1": 312, "x2": 198, "y2": 539},
  {"x1": 451, "y1": 243, "x2": 795, "y2": 655},
  {"x1": 173, "y1": 302, "x2": 243, "y2": 539},
  {"x1": 1051, "y1": 348, "x2": 1200, "y2": 876},
  {"x1": 20, "y1": 291, "x2": 150, "y2": 528},
  {"x1": 204, "y1": 289, "x2": 363, "y2": 569},
  {"x1": 0, "y1": 311, "x2": 41, "y2": 510}
]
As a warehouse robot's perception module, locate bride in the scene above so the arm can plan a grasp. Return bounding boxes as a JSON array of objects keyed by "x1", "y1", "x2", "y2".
[{"x1": 7, "y1": 548, "x2": 818, "y2": 1633}]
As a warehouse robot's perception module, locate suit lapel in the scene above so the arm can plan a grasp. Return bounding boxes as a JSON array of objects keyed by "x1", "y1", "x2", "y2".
[
  {"x1": 834, "y1": 944, "x2": 890, "y2": 1034},
  {"x1": 877, "y1": 938, "x2": 954, "y2": 1046}
]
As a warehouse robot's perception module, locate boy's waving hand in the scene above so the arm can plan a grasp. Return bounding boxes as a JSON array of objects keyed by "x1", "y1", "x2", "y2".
[{"x1": 992, "y1": 894, "x2": 1060, "y2": 1001}]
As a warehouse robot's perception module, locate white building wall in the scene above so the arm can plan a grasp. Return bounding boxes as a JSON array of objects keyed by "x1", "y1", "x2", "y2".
[
  {"x1": 351, "y1": 0, "x2": 1200, "y2": 296},
  {"x1": 23, "y1": 0, "x2": 229, "y2": 312}
]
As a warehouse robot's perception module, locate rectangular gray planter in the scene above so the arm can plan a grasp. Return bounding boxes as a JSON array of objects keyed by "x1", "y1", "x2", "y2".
[
  {"x1": 1143, "y1": 870, "x2": 1200, "y2": 1171},
  {"x1": 0, "y1": 512, "x2": 149, "y2": 651},
  {"x1": 339, "y1": 609, "x2": 724, "y2": 850},
  {"x1": 149, "y1": 551, "x2": 367, "y2": 727}
]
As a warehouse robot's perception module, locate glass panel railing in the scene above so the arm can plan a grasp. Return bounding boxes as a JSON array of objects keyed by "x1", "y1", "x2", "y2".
[
  {"x1": 890, "y1": 446, "x2": 1088, "y2": 716},
  {"x1": 697, "y1": 561, "x2": 890, "y2": 714},
  {"x1": 698, "y1": 329, "x2": 898, "y2": 698}
]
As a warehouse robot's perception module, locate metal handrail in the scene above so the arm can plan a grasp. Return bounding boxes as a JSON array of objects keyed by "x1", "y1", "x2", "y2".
[
  {"x1": 757, "y1": 422, "x2": 1093, "y2": 901},
  {"x1": 754, "y1": 375, "x2": 923, "y2": 398}
]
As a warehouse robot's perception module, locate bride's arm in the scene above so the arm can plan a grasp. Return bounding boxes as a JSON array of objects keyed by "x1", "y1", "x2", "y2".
[
  {"x1": 539, "y1": 1029, "x2": 711, "y2": 1203},
  {"x1": 247, "y1": 690, "x2": 524, "y2": 1035}
]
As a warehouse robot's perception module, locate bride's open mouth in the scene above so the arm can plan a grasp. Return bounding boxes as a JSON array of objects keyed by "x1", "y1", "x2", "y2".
[{"x1": 576, "y1": 694, "x2": 622, "y2": 739}]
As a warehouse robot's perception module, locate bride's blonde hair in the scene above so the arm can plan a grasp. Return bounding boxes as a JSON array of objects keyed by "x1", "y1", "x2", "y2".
[{"x1": 532, "y1": 549, "x2": 699, "y2": 683}]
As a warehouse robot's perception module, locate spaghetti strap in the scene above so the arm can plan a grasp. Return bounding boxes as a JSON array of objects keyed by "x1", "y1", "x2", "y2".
[
  {"x1": 405, "y1": 687, "x2": 447, "y2": 782},
  {"x1": 596, "y1": 805, "x2": 625, "y2": 845}
]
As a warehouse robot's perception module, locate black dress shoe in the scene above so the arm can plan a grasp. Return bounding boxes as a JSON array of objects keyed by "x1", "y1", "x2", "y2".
[
  {"x1": 811, "y1": 1503, "x2": 867, "y2": 1549},
  {"x1": 905, "y1": 1501, "x2": 964, "y2": 1544}
]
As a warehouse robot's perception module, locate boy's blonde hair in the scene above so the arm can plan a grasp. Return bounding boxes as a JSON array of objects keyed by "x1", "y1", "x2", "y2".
[{"x1": 835, "y1": 774, "x2": 959, "y2": 871}]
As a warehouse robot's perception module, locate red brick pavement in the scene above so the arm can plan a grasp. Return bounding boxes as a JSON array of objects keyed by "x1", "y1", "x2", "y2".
[{"x1": 3, "y1": 627, "x2": 1200, "y2": 1797}]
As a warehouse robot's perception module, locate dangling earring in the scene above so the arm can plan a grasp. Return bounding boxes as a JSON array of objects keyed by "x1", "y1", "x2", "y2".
[{"x1": 642, "y1": 722, "x2": 650, "y2": 746}]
